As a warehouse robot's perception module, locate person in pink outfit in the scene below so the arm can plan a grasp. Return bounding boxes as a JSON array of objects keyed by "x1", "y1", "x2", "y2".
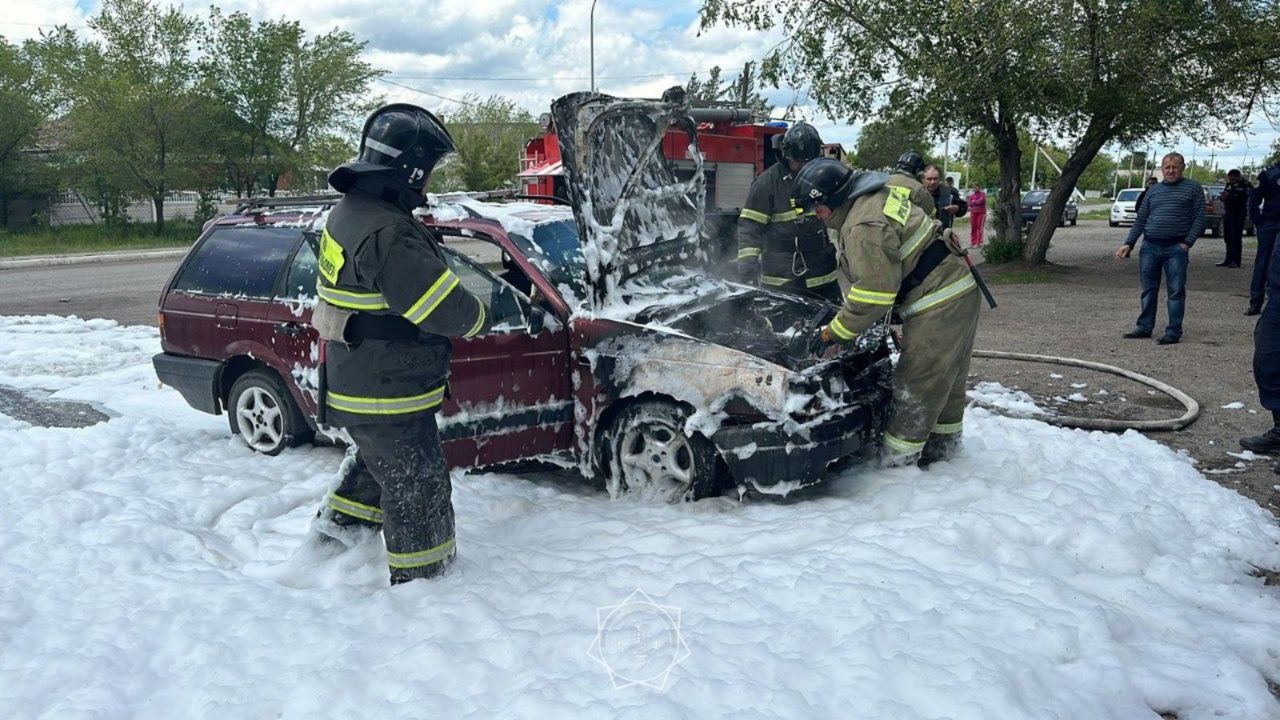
[{"x1": 967, "y1": 185, "x2": 987, "y2": 247}]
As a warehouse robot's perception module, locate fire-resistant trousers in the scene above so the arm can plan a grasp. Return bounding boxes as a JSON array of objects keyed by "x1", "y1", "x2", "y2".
[{"x1": 328, "y1": 415, "x2": 456, "y2": 583}]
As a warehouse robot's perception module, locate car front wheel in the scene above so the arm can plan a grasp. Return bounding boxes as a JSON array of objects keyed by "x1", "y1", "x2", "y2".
[
  {"x1": 603, "y1": 401, "x2": 719, "y2": 502},
  {"x1": 227, "y1": 369, "x2": 312, "y2": 455}
]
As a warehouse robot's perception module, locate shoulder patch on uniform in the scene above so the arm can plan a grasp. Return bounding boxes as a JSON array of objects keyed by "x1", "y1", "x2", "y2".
[
  {"x1": 883, "y1": 186, "x2": 911, "y2": 226},
  {"x1": 318, "y1": 227, "x2": 345, "y2": 285}
]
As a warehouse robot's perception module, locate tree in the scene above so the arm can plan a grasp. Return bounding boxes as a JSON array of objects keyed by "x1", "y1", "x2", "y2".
[
  {"x1": 0, "y1": 38, "x2": 57, "y2": 228},
  {"x1": 850, "y1": 115, "x2": 932, "y2": 171},
  {"x1": 201, "y1": 10, "x2": 382, "y2": 196},
  {"x1": 434, "y1": 95, "x2": 538, "y2": 192},
  {"x1": 685, "y1": 62, "x2": 775, "y2": 118},
  {"x1": 36, "y1": 0, "x2": 205, "y2": 233},
  {"x1": 701, "y1": 0, "x2": 1280, "y2": 265}
]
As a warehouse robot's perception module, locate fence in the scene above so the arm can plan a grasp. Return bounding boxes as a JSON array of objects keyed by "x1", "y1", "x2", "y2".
[{"x1": 44, "y1": 191, "x2": 203, "y2": 227}]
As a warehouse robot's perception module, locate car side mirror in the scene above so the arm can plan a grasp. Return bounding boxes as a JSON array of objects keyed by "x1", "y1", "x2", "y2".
[{"x1": 528, "y1": 307, "x2": 546, "y2": 335}]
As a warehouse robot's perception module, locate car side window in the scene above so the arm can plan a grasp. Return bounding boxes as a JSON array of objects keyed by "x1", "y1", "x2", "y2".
[
  {"x1": 283, "y1": 236, "x2": 319, "y2": 299},
  {"x1": 438, "y1": 243, "x2": 528, "y2": 332},
  {"x1": 172, "y1": 227, "x2": 300, "y2": 298}
]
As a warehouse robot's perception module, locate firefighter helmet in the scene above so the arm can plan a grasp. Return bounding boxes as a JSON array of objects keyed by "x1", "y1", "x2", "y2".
[
  {"x1": 792, "y1": 158, "x2": 855, "y2": 210},
  {"x1": 358, "y1": 103, "x2": 456, "y2": 192},
  {"x1": 894, "y1": 150, "x2": 925, "y2": 176},
  {"x1": 780, "y1": 122, "x2": 823, "y2": 163}
]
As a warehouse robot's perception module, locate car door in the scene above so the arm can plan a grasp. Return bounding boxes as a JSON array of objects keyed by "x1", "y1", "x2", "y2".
[
  {"x1": 435, "y1": 241, "x2": 574, "y2": 469},
  {"x1": 265, "y1": 232, "x2": 323, "y2": 416}
]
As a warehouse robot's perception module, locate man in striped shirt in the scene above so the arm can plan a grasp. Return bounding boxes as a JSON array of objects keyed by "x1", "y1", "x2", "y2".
[{"x1": 1114, "y1": 153, "x2": 1206, "y2": 345}]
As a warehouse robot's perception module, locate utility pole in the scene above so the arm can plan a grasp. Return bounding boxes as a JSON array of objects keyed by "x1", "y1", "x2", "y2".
[
  {"x1": 590, "y1": 0, "x2": 600, "y2": 93},
  {"x1": 1030, "y1": 142, "x2": 1039, "y2": 190},
  {"x1": 943, "y1": 132, "x2": 950, "y2": 176}
]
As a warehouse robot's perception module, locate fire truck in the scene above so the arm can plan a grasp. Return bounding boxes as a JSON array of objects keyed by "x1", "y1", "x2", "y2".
[{"x1": 517, "y1": 107, "x2": 842, "y2": 264}]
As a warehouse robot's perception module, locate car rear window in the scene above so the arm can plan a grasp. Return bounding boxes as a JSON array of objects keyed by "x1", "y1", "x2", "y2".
[
  {"x1": 1116, "y1": 189, "x2": 1142, "y2": 202},
  {"x1": 1023, "y1": 191, "x2": 1048, "y2": 202},
  {"x1": 172, "y1": 227, "x2": 301, "y2": 298}
]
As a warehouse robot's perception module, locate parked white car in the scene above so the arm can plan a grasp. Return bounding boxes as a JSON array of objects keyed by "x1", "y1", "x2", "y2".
[{"x1": 1109, "y1": 188, "x2": 1143, "y2": 227}]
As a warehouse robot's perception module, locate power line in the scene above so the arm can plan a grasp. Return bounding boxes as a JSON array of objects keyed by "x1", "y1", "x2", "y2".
[{"x1": 375, "y1": 78, "x2": 483, "y2": 108}]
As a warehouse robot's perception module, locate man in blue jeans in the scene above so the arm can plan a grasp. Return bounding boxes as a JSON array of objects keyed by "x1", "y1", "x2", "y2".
[
  {"x1": 1245, "y1": 162, "x2": 1280, "y2": 316},
  {"x1": 1114, "y1": 153, "x2": 1206, "y2": 345}
]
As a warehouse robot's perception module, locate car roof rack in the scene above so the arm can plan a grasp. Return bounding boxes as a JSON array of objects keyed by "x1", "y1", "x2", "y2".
[{"x1": 234, "y1": 194, "x2": 344, "y2": 214}]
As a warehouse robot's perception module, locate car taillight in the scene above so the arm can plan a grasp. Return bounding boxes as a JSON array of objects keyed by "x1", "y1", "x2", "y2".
[{"x1": 157, "y1": 312, "x2": 165, "y2": 339}]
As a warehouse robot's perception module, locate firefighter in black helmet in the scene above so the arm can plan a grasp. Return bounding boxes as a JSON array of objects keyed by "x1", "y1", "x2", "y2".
[
  {"x1": 309, "y1": 103, "x2": 488, "y2": 584},
  {"x1": 735, "y1": 122, "x2": 841, "y2": 303},
  {"x1": 794, "y1": 158, "x2": 980, "y2": 467},
  {"x1": 888, "y1": 149, "x2": 936, "y2": 217}
]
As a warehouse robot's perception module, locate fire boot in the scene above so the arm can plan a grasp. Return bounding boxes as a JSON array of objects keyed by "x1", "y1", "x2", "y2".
[
  {"x1": 919, "y1": 432, "x2": 963, "y2": 467},
  {"x1": 311, "y1": 507, "x2": 381, "y2": 550}
]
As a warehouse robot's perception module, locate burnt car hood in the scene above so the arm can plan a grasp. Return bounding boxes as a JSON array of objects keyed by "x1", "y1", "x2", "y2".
[
  {"x1": 599, "y1": 271, "x2": 838, "y2": 372},
  {"x1": 551, "y1": 92, "x2": 705, "y2": 307}
]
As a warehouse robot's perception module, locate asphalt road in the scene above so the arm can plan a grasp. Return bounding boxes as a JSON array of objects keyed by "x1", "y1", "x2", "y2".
[{"x1": 0, "y1": 257, "x2": 179, "y2": 326}]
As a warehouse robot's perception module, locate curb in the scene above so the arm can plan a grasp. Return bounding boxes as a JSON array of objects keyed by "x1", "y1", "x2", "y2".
[{"x1": 0, "y1": 248, "x2": 189, "y2": 270}]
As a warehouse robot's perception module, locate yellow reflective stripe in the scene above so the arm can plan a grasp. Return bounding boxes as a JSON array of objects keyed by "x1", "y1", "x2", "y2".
[
  {"x1": 884, "y1": 433, "x2": 926, "y2": 454},
  {"x1": 900, "y1": 218, "x2": 937, "y2": 259},
  {"x1": 933, "y1": 421, "x2": 963, "y2": 435},
  {"x1": 769, "y1": 208, "x2": 817, "y2": 223},
  {"x1": 317, "y1": 284, "x2": 391, "y2": 310},
  {"x1": 329, "y1": 493, "x2": 384, "y2": 523},
  {"x1": 899, "y1": 274, "x2": 977, "y2": 319},
  {"x1": 805, "y1": 271, "x2": 839, "y2": 288},
  {"x1": 828, "y1": 315, "x2": 856, "y2": 340},
  {"x1": 760, "y1": 275, "x2": 792, "y2": 286},
  {"x1": 845, "y1": 286, "x2": 897, "y2": 305},
  {"x1": 463, "y1": 297, "x2": 486, "y2": 338},
  {"x1": 404, "y1": 271, "x2": 461, "y2": 325},
  {"x1": 739, "y1": 208, "x2": 770, "y2": 224},
  {"x1": 737, "y1": 247, "x2": 762, "y2": 259},
  {"x1": 326, "y1": 386, "x2": 446, "y2": 415},
  {"x1": 388, "y1": 537, "x2": 457, "y2": 569}
]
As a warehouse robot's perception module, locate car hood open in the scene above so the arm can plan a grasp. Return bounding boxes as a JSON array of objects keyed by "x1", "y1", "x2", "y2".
[{"x1": 551, "y1": 92, "x2": 705, "y2": 308}]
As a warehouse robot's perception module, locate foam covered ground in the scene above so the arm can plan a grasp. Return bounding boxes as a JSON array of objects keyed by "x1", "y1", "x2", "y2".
[{"x1": 1, "y1": 315, "x2": 1277, "y2": 719}]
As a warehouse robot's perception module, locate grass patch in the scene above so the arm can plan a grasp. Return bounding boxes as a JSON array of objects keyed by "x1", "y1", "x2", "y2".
[
  {"x1": 0, "y1": 221, "x2": 200, "y2": 258},
  {"x1": 1079, "y1": 209, "x2": 1110, "y2": 220}
]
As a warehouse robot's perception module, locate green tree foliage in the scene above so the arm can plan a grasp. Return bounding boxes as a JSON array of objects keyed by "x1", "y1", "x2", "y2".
[
  {"x1": 685, "y1": 62, "x2": 775, "y2": 118},
  {"x1": 201, "y1": 9, "x2": 382, "y2": 196},
  {"x1": 0, "y1": 38, "x2": 58, "y2": 228},
  {"x1": 36, "y1": 0, "x2": 204, "y2": 233},
  {"x1": 850, "y1": 115, "x2": 932, "y2": 171},
  {"x1": 701, "y1": 0, "x2": 1280, "y2": 264},
  {"x1": 433, "y1": 95, "x2": 538, "y2": 192}
]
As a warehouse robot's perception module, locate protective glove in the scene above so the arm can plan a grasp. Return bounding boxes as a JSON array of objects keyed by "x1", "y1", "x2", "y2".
[{"x1": 737, "y1": 256, "x2": 761, "y2": 284}]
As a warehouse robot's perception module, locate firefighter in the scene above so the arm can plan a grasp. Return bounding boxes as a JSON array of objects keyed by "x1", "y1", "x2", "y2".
[
  {"x1": 736, "y1": 122, "x2": 842, "y2": 304},
  {"x1": 887, "y1": 149, "x2": 936, "y2": 217},
  {"x1": 309, "y1": 103, "x2": 488, "y2": 584},
  {"x1": 793, "y1": 158, "x2": 981, "y2": 467}
]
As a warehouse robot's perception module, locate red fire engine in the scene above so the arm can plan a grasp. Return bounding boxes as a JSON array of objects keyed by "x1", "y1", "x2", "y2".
[{"x1": 518, "y1": 108, "x2": 842, "y2": 262}]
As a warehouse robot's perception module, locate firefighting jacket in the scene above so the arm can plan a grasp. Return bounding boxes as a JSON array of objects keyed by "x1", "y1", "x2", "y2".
[
  {"x1": 317, "y1": 187, "x2": 486, "y2": 425},
  {"x1": 736, "y1": 162, "x2": 839, "y2": 290},
  {"x1": 825, "y1": 180, "x2": 976, "y2": 342},
  {"x1": 886, "y1": 171, "x2": 936, "y2": 218}
]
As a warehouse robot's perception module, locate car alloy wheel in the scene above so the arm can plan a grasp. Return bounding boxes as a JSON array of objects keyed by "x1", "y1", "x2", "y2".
[
  {"x1": 606, "y1": 401, "x2": 718, "y2": 502},
  {"x1": 227, "y1": 368, "x2": 311, "y2": 456}
]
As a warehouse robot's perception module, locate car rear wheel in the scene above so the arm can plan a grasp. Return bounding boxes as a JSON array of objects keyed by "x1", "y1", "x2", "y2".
[
  {"x1": 603, "y1": 401, "x2": 719, "y2": 502},
  {"x1": 227, "y1": 369, "x2": 312, "y2": 455},
  {"x1": 1109, "y1": 220, "x2": 1119, "y2": 227}
]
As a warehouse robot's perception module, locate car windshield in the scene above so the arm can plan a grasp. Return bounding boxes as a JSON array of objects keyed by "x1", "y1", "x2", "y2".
[
  {"x1": 1116, "y1": 189, "x2": 1142, "y2": 202},
  {"x1": 1023, "y1": 191, "x2": 1048, "y2": 203},
  {"x1": 508, "y1": 219, "x2": 587, "y2": 301}
]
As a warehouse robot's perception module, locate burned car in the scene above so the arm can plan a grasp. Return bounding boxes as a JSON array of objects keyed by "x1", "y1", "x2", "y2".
[{"x1": 153, "y1": 92, "x2": 893, "y2": 500}]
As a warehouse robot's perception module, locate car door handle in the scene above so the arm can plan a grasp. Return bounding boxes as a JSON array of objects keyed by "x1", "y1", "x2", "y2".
[{"x1": 274, "y1": 322, "x2": 304, "y2": 337}]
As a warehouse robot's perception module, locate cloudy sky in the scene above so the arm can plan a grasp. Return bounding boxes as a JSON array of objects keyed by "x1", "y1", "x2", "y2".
[{"x1": 5, "y1": 0, "x2": 1278, "y2": 174}]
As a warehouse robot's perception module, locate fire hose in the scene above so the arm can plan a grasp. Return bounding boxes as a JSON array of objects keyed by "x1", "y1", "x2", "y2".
[{"x1": 969, "y1": 349, "x2": 1200, "y2": 432}]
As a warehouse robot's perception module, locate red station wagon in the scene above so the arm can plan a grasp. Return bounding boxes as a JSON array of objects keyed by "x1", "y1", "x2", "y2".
[{"x1": 153, "y1": 93, "x2": 893, "y2": 501}]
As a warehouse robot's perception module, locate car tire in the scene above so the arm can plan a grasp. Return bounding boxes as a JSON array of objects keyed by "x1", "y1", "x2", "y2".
[
  {"x1": 602, "y1": 400, "x2": 720, "y2": 502},
  {"x1": 1070, "y1": 218, "x2": 1077, "y2": 226},
  {"x1": 1058, "y1": 217, "x2": 1065, "y2": 227},
  {"x1": 1109, "y1": 220, "x2": 1119, "y2": 227},
  {"x1": 1209, "y1": 222, "x2": 1221, "y2": 238},
  {"x1": 227, "y1": 369, "x2": 312, "y2": 456}
]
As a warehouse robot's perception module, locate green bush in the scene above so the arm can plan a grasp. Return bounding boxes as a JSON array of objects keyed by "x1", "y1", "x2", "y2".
[
  {"x1": 0, "y1": 221, "x2": 200, "y2": 257},
  {"x1": 981, "y1": 238, "x2": 1024, "y2": 264}
]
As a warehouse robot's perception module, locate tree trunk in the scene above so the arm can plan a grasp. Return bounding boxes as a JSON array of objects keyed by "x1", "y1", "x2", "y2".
[
  {"x1": 991, "y1": 121, "x2": 1022, "y2": 247},
  {"x1": 153, "y1": 193, "x2": 165, "y2": 235},
  {"x1": 1021, "y1": 120, "x2": 1113, "y2": 264}
]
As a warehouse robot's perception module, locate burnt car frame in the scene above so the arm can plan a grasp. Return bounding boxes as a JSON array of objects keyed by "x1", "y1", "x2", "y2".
[{"x1": 154, "y1": 93, "x2": 893, "y2": 500}]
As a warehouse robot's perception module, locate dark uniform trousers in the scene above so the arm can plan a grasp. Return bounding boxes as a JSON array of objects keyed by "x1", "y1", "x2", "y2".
[
  {"x1": 329, "y1": 414, "x2": 455, "y2": 582},
  {"x1": 1255, "y1": 234, "x2": 1280, "y2": 416}
]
